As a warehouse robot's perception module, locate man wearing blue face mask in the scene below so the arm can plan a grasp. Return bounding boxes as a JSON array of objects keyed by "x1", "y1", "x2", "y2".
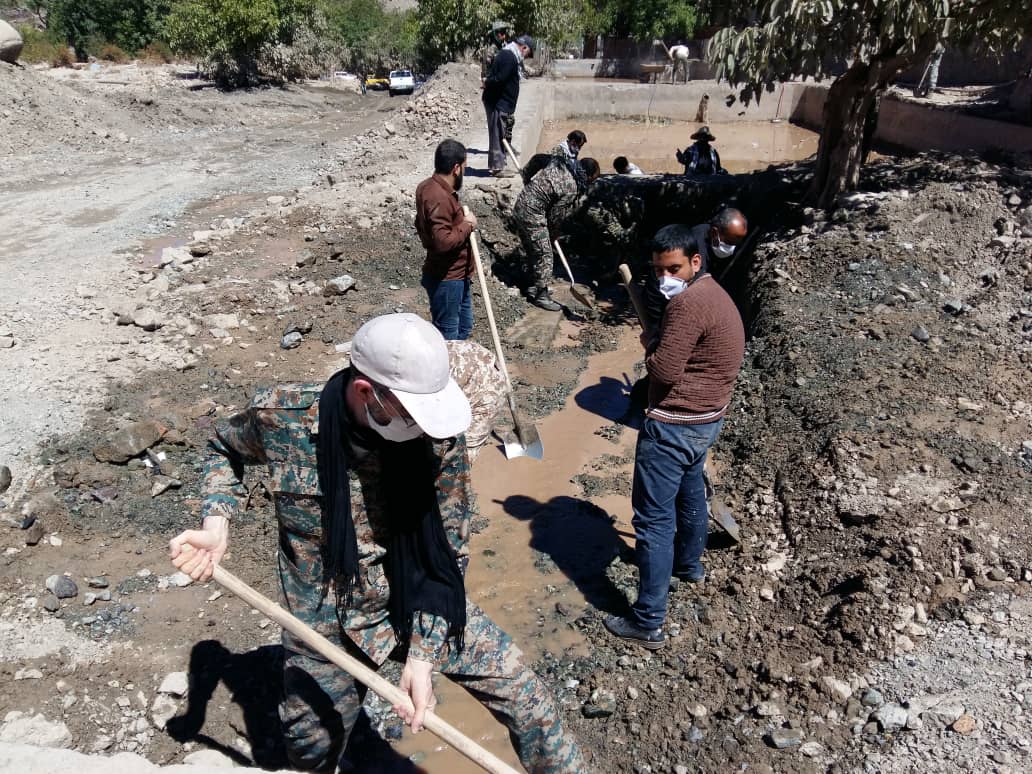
[
  {"x1": 169, "y1": 313, "x2": 587, "y2": 773},
  {"x1": 605, "y1": 226, "x2": 745, "y2": 650},
  {"x1": 643, "y1": 207, "x2": 747, "y2": 331}
]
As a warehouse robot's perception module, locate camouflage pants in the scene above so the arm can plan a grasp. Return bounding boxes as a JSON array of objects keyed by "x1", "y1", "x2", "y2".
[
  {"x1": 502, "y1": 112, "x2": 515, "y2": 144},
  {"x1": 277, "y1": 535, "x2": 587, "y2": 772},
  {"x1": 516, "y1": 217, "x2": 554, "y2": 290}
]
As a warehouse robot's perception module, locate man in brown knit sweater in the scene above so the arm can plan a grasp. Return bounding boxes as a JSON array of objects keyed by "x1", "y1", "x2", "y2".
[
  {"x1": 605, "y1": 224, "x2": 745, "y2": 649},
  {"x1": 416, "y1": 139, "x2": 477, "y2": 340}
]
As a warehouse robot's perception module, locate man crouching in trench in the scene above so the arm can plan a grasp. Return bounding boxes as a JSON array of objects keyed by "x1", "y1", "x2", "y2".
[{"x1": 169, "y1": 313, "x2": 587, "y2": 773}]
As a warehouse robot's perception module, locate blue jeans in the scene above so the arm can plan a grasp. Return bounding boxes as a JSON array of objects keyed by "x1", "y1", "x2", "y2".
[
  {"x1": 630, "y1": 415, "x2": 724, "y2": 630},
  {"x1": 422, "y1": 275, "x2": 473, "y2": 341}
]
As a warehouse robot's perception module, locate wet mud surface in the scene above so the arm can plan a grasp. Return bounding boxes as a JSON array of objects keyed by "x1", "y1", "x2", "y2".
[{"x1": 537, "y1": 117, "x2": 819, "y2": 175}]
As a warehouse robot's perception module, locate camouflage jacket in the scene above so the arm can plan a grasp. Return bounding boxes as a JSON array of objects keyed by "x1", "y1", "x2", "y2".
[
  {"x1": 479, "y1": 42, "x2": 503, "y2": 80},
  {"x1": 447, "y1": 340, "x2": 506, "y2": 452},
  {"x1": 513, "y1": 161, "x2": 582, "y2": 230},
  {"x1": 201, "y1": 380, "x2": 474, "y2": 666}
]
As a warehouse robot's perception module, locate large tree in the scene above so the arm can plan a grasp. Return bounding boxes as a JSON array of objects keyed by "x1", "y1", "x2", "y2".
[{"x1": 707, "y1": 0, "x2": 1031, "y2": 208}]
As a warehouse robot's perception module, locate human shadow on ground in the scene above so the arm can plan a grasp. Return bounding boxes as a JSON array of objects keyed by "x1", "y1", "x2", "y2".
[
  {"x1": 573, "y1": 372, "x2": 644, "y2": 430},
  {"x1": 497, "y1": 494, "x2": 630, "y2": 616},
  {"x1": 167, "y1": 640, "x2": 415, "y2": 772}
]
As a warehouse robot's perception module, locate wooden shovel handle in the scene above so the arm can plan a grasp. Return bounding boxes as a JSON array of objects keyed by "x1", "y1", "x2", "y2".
[
  {"x1": 209, "y1": 561, "x2": 521, "y2": 774},
  {"x1": 501, "y1": 138, "x2": 521, "y2": 171},
  {"x1": 464, "y1": 206, "x2": 514, "y2": 393},
  {"x1": 618, "y1": 263, "x2": 649, "y2": 329}
]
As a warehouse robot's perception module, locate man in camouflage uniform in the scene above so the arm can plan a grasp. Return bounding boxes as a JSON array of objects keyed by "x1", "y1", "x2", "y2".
[
  {"x1": 513, "y1": 157, "x2": 601, "y2": 311},
  {"x1": 170, "y1": 314, "x2": 586, "y2": 773},
  {"x1": 447, "y1": 339, "x2": 506, "y2": 455}
]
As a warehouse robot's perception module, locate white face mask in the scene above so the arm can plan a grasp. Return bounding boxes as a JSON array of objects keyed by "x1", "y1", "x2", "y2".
[
  {"x1": 658, "y1": 275, "x2": 688, "y2": 300},
  {"x1": 365, "y1": 392, "x2": 423, "y2": 443},
  {"x1": 712, "y1": 236, "x2": 736, "y2": 258}
]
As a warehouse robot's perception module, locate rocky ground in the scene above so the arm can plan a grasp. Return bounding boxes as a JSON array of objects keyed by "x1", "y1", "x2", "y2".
[{"x1": 1, "y1": 57, "x2": 1031, "y2": 774}]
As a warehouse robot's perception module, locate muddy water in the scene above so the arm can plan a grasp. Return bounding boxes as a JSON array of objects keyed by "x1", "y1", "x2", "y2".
[
  {"x1": 396, "y1": 325, "x2": 642, "y2": 772},
  {"x1": 537, "y1": 118, "x2": 818, "y2": 174}
]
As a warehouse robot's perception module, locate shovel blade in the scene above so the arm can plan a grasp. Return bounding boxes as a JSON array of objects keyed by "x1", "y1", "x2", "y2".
[
  {"x1": 501, "y1": 431, "x2": 544, "y2": 460},
  {"x1": 710, "y1": 500, "x2": 741, "y2": 542}
]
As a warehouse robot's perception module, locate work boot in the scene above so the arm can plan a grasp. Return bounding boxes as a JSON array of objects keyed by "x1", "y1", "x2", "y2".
[
  {"x1": 603, "y1": 614, "x2": 666, "y2": 650},
  {"x1": 528, "y1": 286, "x2": 562, "y2": 312},
  {"x1": 490, "y1": 168, "x2": 516, "y2": 178}
]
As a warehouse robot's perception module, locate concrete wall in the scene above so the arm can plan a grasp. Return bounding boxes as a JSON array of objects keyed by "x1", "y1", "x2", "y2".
[
  {"x1": 550, "y1": 58, "x2": 714, "y2": 82},
  {"x1": 525, "y1": 78, "x2": 1032, "y2": 156},
  {"x1": 786, "y1": 82, "x2": 1032, "y2": 154},
  {"x1": 541, "y1": 80, "x2": 791, "y2": 122}
]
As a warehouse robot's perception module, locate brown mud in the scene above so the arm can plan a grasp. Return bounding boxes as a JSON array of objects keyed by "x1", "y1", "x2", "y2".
[{"x1": 537, "y1": 118, "x2": 819, "y2": 175}]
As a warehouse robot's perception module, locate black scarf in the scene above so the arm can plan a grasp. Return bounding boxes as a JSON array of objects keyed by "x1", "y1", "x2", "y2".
[{"x1": 316, "y1": 368, "x2": 466, "y2": 652}]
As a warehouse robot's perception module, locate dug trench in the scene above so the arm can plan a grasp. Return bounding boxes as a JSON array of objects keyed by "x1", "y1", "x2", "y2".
[{"x1": 2, "y1": 71, "x2": 1032, "y2": 773}]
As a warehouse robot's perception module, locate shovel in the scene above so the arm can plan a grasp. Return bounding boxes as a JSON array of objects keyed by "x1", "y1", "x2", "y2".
[
  {"x1": 553, "y1": 239, "x2": 595, "y2": 309},
  {"x1": 617, "y1": 263, "x2": 651, "y2": 332},
  {"x1": 182, "y1": 551, "x2": 521, "y2": 774},
  {"x1": 465, "y1": 206, "x2": 543, "y2": 460},
  {"x1": 501, "y1": 138, "x2": 522, "y2": 173}
]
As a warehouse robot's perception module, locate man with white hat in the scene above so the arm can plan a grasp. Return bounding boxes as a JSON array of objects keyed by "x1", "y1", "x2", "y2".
[{"x1": 170, "y1": 313, "x2": 586, "y2": 773}]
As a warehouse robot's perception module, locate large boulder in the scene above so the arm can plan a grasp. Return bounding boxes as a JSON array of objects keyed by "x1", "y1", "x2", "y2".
[{"x1": 0, "y1": 20, "x2": 23, "y2": 64}]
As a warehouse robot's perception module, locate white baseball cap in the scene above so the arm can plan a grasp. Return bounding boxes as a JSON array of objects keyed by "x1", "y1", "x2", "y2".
[{"x1": 350, "y1": 313, "x2": 472, "y2": 439}]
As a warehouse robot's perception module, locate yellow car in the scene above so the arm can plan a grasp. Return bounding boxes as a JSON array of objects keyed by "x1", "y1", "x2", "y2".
[{"x1": 365, "y1": 77, "x2": 389, "y2": 90}]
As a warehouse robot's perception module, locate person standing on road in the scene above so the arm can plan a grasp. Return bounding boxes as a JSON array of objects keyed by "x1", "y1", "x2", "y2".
[
  {"x1": 514, "y1": 157, "x2": 600, "y2": 311},
  {"x1": 605, "y1": 226, "x2": 745, "y2": 650},
  {"x1": 169, "y1": 313, "x2": 589, "y2": 773},
  {"x1": 644, "y1": 208, "x2": 748, "y2": 329},
  {"x1": 415, "y1": 139, "x2": 476, "y2": 341},
  {"x1": 483, "y1": 34, "x2": 534, "y2": 178}
]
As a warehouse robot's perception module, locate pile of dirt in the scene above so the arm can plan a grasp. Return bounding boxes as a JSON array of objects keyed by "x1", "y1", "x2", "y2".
[
  {"x1": 0, "y1": 61, "x2": 151, "y2": 157},
  {"x1": 543, "y1": 152, "x2": 1032, "y2": 772}
]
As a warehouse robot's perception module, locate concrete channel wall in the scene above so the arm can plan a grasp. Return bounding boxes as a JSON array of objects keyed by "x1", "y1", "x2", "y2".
[{"x1": 522, "y1": 78, "x2": 1032, "y2": 157}]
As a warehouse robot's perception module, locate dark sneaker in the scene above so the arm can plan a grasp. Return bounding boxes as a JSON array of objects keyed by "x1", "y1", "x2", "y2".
[
  {"x1": 673, "y1": 571, "x2": 706, "y2": 584},
  {"x1": 603, "y1": 614, "x2": 665, "y2": 650},
  {"x1": 673, "y1": 563, "x2": 706, "y2": 583},
  {"x1": 490, "y1": 168, "x2": 517, "y2": 178},
  {"x1": 528, "y1": 287, "x2": 562, "y2": 312}
]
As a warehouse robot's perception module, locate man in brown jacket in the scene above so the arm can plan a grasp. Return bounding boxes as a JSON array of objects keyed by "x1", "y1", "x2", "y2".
[
  {"x1": 416, "y1": 139, "x2": 477, "y2": 339},
  {"x1": 605, "y1": 224, "x2": 745, "y2": 649}
]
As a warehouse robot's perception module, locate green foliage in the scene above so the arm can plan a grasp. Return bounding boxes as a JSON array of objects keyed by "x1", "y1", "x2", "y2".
[
  {"x1": 706, "y1": 0, "x2": 1032, "y2": 206},
  {"x1": 140, "y1": 39, "x2": 175, "y2": 62},
  {"x1": 581, "y1": 0, "x2": 700, "y2": 41},
  {"x1": 47, "y1": 0, "x2": 172, "y2": 59},
  {"x1": 318, "y1": 0, "x2": 417, "y2": 71},
  {"x1": 16, "y1": 24, "x2": 64, "y2": 63},
  {"x1": 165, "y1": 0, "x2": 325, "y2": 86},
  {"x1": 416, "y1": 0, "x2": 499, "y2": 65},
  {"x1": 708, "y1": 0, "x2": 1031, "y2": 103}
]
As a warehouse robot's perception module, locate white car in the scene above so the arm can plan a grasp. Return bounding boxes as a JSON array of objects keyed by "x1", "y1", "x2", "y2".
[
  {"x1": 332, "y1": 71, "x2": 357, "y2": 81},
  {"x1": 388, "y1": 69, "x2": 415, "y2": 97}
]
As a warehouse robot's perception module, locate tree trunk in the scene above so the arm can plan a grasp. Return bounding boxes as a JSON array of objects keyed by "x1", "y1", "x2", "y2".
[
  {"x1": 808, "y1": 61, "x2": 883, "y2": 209},
  {"x1": 809, "y1": 37, "x2": 938, "y2": 209}
]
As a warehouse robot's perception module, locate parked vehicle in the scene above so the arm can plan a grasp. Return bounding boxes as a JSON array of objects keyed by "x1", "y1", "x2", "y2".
[
  {"x1": 388, "y1": 69, "x2": 415, "y2": 97},
  {"x1": 365, "y1": 76, "x2": 389, "y2": 91},
  {"x1": 332, "y1": 71, "x2": 357, "y2": 81}
]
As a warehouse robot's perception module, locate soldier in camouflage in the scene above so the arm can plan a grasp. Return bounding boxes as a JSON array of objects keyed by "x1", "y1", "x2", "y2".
[
  {"x1": 447, "y1": 339, "x2": 506, "y2": 455},
  {"x1": 513, "y1": 156, "x2": 601, "y2": 311},
  {"x1": 170, "y1": 314, "x2": 586, "y2": 773}
]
